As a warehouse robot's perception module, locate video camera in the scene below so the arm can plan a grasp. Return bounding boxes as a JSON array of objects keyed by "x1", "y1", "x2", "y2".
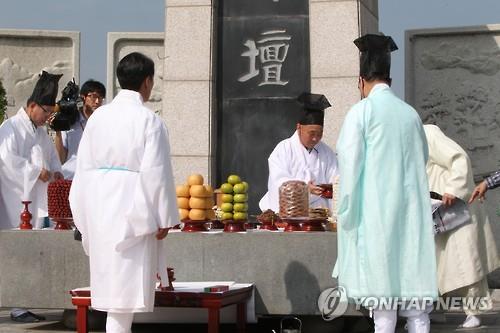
[{"x1": 49, "y1": 78, "x2": 83, "y2": 131}]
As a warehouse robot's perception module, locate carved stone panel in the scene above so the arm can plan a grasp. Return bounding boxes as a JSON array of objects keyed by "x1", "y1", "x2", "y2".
[
  {"x1": 107, "y1": 33, "x2": 164, "y2": 115},
  {"x1": 406, "y1": 26, "x2": 500, "y2": 269},
  {"x1": 406, "y1": 25, "x2": 500, "y2": 177},
  {"x1": 0, "y1": 29, "x2": 79, "y2": 118}
]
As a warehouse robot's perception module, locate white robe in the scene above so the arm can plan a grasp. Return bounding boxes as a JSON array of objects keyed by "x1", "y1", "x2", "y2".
[
  {"x1": 69, "y1": 90, "x2": 179, "y2": 313},
  {"x1": 0, "y1": 108, "x2": 61, "y2": 229},
  {"x1": 424, "y1": 124, "x2": 500, "y2": 294},
  {"x1": 259, "y1": 130, "x2": 338, "y2": 212}
]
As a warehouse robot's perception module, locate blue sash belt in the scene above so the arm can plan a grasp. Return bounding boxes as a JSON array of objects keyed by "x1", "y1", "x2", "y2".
[{"x1": 98, "y1": 167, "x2": 139, "y2": 173}]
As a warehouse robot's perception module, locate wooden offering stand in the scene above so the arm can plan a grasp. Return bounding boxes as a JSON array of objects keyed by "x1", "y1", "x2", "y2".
[
  {"x1": 223, "y1": 219, "x2": 246, "y2": 232},
  {"x1": 300, "y1": 218, "x2": 327, "y2": 232},
  {"x1": 52, "y1": 217, "x2": 73, "y2": 230},
  {"x1": 281, "y1": 216, "x2": 327, "y2": 232},
  {"x1": 19, "y1": 201, "x2": 33, "y2": 230},
  {"x1": 164, "y1": 267, "x2": 176, "y2": 291},
  {"x1": 257, "y1": 216, "x2": 278, "y2": 231},
  {"x1": 182, "y1": 219, "x2": 209, "y2": 232},
  {"x1": 281, "y1": 218, "x2": 303, "y2": 232}
]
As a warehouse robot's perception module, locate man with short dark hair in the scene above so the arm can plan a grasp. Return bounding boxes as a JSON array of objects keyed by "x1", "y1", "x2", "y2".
[
  {"x1": 54, "y1": 79, "x2": 105, "y2": 179},
  {"x1": 334, "y1": 34, "x2": 438, "y2": 333},
  {"x1": 69, "y1": 52, "x2": 178, "y2": 333}
]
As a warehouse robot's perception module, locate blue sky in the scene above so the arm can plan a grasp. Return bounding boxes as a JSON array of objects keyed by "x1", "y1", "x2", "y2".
[{"x1": 0, "y1": 0, "x2": 499, "y2": 98}]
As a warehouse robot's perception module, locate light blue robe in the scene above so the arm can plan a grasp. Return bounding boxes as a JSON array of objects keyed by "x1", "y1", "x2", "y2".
[{"x1": 334, "y1": 83, "x2": 438, "y2": 300}]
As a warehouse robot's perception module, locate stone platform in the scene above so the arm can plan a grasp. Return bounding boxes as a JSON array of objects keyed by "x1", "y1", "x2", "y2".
[{"x1": 0, "y1": 229, "x2": 340, "y2": 315}]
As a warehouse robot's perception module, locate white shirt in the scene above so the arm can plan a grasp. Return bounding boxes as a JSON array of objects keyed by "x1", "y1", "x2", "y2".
[
  {"x1": 61, "y1": 111, "x2": 87, "y2": 159},
  {"x1": 259, "y1": 130, "x2": 338, "y2": 212},
  {"x1": 61, "y1": 112, "x2": 87, "y2": 179}
]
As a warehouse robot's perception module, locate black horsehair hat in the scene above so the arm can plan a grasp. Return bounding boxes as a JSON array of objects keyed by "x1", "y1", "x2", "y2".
[
  {"x1": 354, "y1": 34, "x2": 398, "y2": 80},
  {"x1": 297, "y1": 93, "x2": 332, "y2": 126},
  {"x1": 28, "y1": 71, "x2": 63, "y2": 106}
]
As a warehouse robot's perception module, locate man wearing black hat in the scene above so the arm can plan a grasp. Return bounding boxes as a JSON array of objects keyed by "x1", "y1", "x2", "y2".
[
  {"x1": 334, "y1": 34, "x2": 437, "y2": 333},
  {"x1": 259, "y1": 93, "x2": 338, "y2": 212},
  {"x1": 0, "y1": 71, "x2": 63, "y2": 230}
]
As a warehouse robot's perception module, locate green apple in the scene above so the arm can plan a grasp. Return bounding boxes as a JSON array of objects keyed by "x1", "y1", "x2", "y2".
[
  {"x1": 233, "y1": 212, "x2": 247, "y2": 220},
  {"x1": 220, "y1": 183, "x2": 233, "y2": 194},
  {"x1": 233, "y1": 193, "x2": 248, "y2": 203},
  {"x1": 227, "y1": 174, "x2": 241, "y2": 185},
  {"x1": 241, "y1": 181, "x2": 249, "y2": 192},
  {"x1": 221, "y1": 194, "x2": 233, "y2": 203},
  {"x1": 221, "y1": 202, "x2": 233, "y2": 212},
  {"x1": 233, "y1": 203, "x2": 248, "y2": 212},
  {"x1": 233, "y1": 183, "x2": 247, "y2": 194},
  {"x1": 221, "y1": 212, "x2": 233, "y2": 220}
]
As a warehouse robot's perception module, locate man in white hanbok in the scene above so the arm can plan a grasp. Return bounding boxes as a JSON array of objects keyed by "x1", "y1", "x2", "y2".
[
  {"x1": 69, "y1": 52, "x2": 179, "y2": 333},
  {"x1": 0, "y1": 71, "x2": 63, "y2": 230},
  {"x1": 259, "y1": 93, "x2": 338, "y2": 212},
  {"x1": 424, "y1": 124, "x2": 500, "y2": 328}
]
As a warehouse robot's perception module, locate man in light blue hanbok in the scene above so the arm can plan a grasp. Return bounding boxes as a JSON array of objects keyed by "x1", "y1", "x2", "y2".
[{"x1": 334, "y1": 34, "x2": 438, "y2": 333}]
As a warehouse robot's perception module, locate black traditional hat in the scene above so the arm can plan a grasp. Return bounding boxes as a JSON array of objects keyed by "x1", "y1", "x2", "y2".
[
  {"x1": 297, "y1": 93, "x2": 331, "y2": 126},
  {"x1": 28, "y1": 71, "x2": 63, "y2": 106},
  {"x1": 354, "y1": 34, "x2": 398, "y2": 80}
]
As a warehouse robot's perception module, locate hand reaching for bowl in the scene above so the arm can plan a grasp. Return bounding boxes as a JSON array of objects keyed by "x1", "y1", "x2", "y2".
[{"x1": 308, "y1": 180, "x2": 323, "y2": 196}]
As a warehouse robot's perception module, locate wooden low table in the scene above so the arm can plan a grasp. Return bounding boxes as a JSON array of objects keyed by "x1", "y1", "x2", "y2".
[{"x1": 70, "y1": 284, "x2": 253, "y2": 333}]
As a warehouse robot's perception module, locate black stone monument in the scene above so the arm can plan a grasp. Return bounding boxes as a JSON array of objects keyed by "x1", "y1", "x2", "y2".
[{"x1": 216, "y1": 0, "x2": 311, "y2": 215}]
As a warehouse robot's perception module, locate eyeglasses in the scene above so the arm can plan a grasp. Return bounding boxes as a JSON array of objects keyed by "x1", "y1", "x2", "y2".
[
  {"x1": 86, "y1": 93, "x2": 104, "y2": 102},
  {"x1": 37, "y1": 104, "x2": 53, "y2": 114}
]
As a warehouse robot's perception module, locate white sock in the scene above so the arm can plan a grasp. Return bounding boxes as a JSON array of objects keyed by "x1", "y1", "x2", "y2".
[
  {"x1": 373, "y1": 309, "x2": 397, "y2": 333},
  {"x1": 106, "y1": 312, "x2": 134, "y2": 333},
  {"x1": 461, "y1": 314, "x2": 480, "y2": 328}
]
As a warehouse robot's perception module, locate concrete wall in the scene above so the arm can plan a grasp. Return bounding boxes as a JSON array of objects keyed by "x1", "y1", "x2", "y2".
[
  {"x1": 0, "y1": 230, "x2": 341, "y2": 315},
  {"x1": 0, "y1": 29, "x2": 79, "y2": 118},
  {"x1": 162, "y1": 0, "x2": 214, "y2": 186},
  {"x1": 107, "y1": 32, "x2": 164, "y2": 115},
  {"x1": 310, "y1": 0, "x2": 378, "y2": 148},
  {"x1": 406, "y1": 26, "x2": 500, "y2": 284},
  {"x1": 162, "y1": 0, "x2": 379, "y2": 186}
]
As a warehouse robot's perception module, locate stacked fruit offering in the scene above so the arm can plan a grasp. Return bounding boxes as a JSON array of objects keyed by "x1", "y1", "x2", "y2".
[
  {"x1": 47, "y1": 179, "x2": 73, "y2": 218},
  {"x1": 176, "y1": 174, "x2": 215, "y2": 221},
  {"x1": 219, "y1": 174, "x2": 248, "y2": 221}
]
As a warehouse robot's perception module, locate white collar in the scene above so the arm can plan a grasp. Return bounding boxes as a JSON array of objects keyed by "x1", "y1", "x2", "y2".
[
  {"x1": 368, "y1": 83, "x2": 390, "y2": 97},
  {"x1": 115, "y1": 89, "x2": 144, "y2": 104},
  {"x1": 292, "y1": 130, "x2": 320, "y2": 152}
]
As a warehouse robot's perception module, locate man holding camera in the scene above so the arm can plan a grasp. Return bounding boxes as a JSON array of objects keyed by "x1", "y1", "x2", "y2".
[
  {"x1": 0, "y1": 71, "x2": 63, "y2": 230},
  {"x1": 54, "y1": 79, "x2": 105, "y2": 179}
]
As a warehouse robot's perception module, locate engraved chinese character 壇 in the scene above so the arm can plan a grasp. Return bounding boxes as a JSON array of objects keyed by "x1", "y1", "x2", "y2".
[{"x1": 238, "y1": 29, "x2": 291, "y2": 86}]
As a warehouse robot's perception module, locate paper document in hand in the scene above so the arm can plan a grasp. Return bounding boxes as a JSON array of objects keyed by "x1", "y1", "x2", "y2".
[{"x1": 431, "y1": 198, "x2": 471, "y2": 234}]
